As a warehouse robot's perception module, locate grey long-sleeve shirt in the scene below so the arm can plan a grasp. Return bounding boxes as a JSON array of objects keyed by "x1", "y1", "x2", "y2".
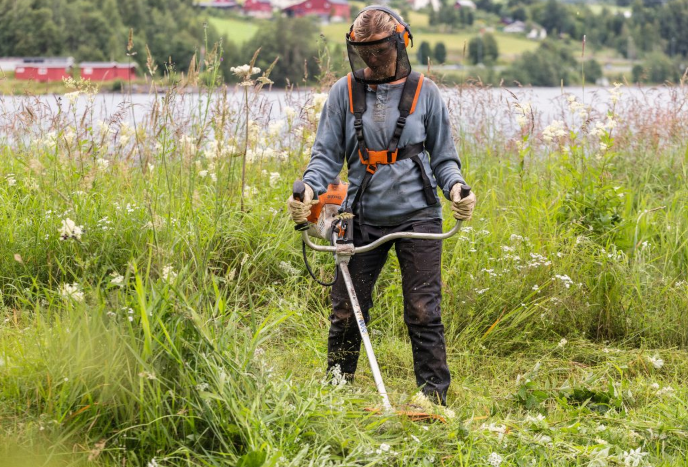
[{"x1": 302, "y1": 75, "x2": 466, "y2": 226}]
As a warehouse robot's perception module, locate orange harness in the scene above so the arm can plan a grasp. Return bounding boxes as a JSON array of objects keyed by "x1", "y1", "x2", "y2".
[{"x1": 345, "y1": 71, "x2": 437, "y2": 232}]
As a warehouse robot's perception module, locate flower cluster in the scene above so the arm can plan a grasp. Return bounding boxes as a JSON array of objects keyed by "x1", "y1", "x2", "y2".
[
  {"x1": 59, "y1": 218, "x2": 84, "y2": 241},
  {"x1": 59, "y1": 283, "x2": 84, "y2": 302}
]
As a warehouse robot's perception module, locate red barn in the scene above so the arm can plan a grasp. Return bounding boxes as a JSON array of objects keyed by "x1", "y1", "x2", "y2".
[
  {"x1": 15, "y1": 57, "x2": 74, "y2": 82},
  {"x1": 283, "y1": 0, "x2": 350, "y2": 21},
  {"x1": 80, "y1": 62, "x2": 137, "y2": 81},
  {"x1": 244, "y1": 0, "x2": 273, "y2": 18}
]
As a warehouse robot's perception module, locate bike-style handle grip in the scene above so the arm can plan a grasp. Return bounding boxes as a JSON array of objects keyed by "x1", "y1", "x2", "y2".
[
  {"x1": 293, "y1": 180, "x2": 306, "y2": 202},
  {"x1": 292, "y1": 180, "x2": 309, "y2": 232},
  {"x1": 460, "y1": 184, "x2": 471, "y2": 199}
]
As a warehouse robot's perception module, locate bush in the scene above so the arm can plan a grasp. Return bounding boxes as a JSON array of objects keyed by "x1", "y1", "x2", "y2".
[
  {"x1": 418, "y1": 41, "x2": 432, "y2": 66},
  {"x1": 501, "y1": 39, "x2": 577, "y2": 86},
  {"x1": 242, "y1": 17, "x2": 320, "y2": 86},
  {"x1": 434, "y1": 42, "x2": 447, "y2": 64},
  {"x1": 468, "y1": 33, "x2": 499, "y2": 65}
]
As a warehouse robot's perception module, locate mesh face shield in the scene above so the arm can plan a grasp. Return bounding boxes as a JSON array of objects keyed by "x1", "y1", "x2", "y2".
[{"x1": 346, "y1": 33, "x2": 412, "y2": 85}]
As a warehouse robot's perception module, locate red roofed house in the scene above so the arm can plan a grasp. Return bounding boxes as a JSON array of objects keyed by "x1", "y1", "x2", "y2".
[
  {"x1": 283, "y1": 0, "x2": 350, "y2": 21},
  {"x1": 244, "y1": 0, "x2": 273, "y2": 18},
  {"x1": 80, "y1": 62, "x2": 137, "y2": 81},
  {"x1": 15, "y1": 57, "x2": 74, "y2": 82}
]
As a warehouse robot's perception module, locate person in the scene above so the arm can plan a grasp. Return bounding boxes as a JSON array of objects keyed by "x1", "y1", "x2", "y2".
[{"x1": 287, "y1": 5, "x2": 476, "y2": 406}]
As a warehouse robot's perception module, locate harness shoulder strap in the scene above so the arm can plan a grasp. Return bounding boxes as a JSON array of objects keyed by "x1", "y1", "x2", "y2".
[
  {"x1": 398, "y1": 71, "x2": 424, "y2": 117},
  {"x1": 347, "y1": 72, "x2": 367, "y2": 115},
  {"x1": 388, "y1": 72, "x2": 424, "y2": 154},
  {"x1": 348, "y1": 72, "x2": 369, "y2": 163}
]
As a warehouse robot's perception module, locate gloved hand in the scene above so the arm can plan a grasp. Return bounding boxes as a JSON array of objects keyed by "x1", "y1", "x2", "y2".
[
  {"x1": 450, "y1": 183, "x2": 476, "y2": 221},
  {"x1": 287, "y1": 183, "x2": 318, "y2": 223}
]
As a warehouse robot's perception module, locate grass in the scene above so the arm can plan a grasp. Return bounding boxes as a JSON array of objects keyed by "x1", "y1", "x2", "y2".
[
  {"x1": 1, "y1": 59, "x2": 688, "y2": 466},
  {"x1": 208, "y1": 16, "x2": 262, "y2": 44},
  {"x1": 320, "y1": 23, "x2": 539, "y2": 64}
]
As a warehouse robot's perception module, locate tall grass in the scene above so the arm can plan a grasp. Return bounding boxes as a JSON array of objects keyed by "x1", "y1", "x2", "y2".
[{"x1": 1, "y1": 63, "x2": 688, "y2": 465}]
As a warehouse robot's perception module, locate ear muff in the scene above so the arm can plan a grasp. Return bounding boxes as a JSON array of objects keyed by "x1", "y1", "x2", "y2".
[{"x1": 396, "y1": 22, "x2": 410, "y2": 48}]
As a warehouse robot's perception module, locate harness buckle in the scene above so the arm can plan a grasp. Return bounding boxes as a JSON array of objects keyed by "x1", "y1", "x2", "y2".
[
  {"x1": 366, "y1": 164, "x2": 377, "y2": 174},
  {"x1": 387, "y1": 150, "x2": 398, "y2": 163}
]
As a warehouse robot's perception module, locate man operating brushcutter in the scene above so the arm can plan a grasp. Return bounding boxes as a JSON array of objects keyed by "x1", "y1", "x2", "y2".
[{"x1": 286, "y1": 5, "x2": 476, "y2": 406}]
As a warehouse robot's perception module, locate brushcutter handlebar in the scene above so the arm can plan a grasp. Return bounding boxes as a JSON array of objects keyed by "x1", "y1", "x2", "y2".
[{"x1": 301, "y1": 185, "x2": 471, "y2": 253}]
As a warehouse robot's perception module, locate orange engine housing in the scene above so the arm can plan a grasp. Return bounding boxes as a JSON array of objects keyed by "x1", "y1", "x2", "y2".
[{"x1": 307, "y1": 180, "x2": 348, "y2": 224}]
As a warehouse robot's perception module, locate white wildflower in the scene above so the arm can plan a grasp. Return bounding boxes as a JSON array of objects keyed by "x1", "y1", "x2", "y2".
[
  {"x1": 96, "y1": 158, "x2": 109, "y2": 169},
  {"x1": 475, "y1": 288, "x2": 489, "y2": 295},
  {"x1": 278, "y1": 261, "x2": 299, "y2": 276},
  {"x1": 554, "y1": 274, "x2": 574, "y2": 288},
  {"x1": 327, "y1": 364, "x2": 348, "y2": 387},
  {"x1": 59, "y1": 218, "x2": 84, "y2": 241},
  {"x1": 147, "y1": 458, "x2": 159, "y2": 467},
  {"x1": 210, "y1": 173, "x2": 217, "y2": 182},
  {"x1": 610, "y1": 82, "x2": 623, "y2": 104},
  {"x1": 161, "y1": 265, "x2": 177, "y2": 283},
  {"x1": 63, "y1": 127, "x2": 76, "y2": 146},
  {"x1": 269, "y1": 172, "x2": 281, "y2": 187},
  {"x1": 6, "y1": 174, "x2": 16, "y2": 186},
  {"x1": 656, "y1": 385, "x2": 674, "y2": 396},
  {"x1": 64, "y1": 91, "x2": 80, "y2": 106},
  {"x1": 542, "y1": 120, "x2": 566, "y2": 143},
  {"x1": 650, "y1": 383, "x2": 660, "y2": 390},
  {"x1": 110, "y1": 272, "x2": 124, "y2": 288},
  {"x1": 558, "y1": 338, "x2": 568, "y2": 348},
  {"x1": 243, "y1": 185, "x2": 258, "y2": 197},
  {"x1": 532, "y1": 284, "x2": 540, "y2": 292},
  {"x1": 97, "y1": 120, "x2": 112, "y2": 137},
  {"x1": 487, "y1": 452, "x2": 503, "y2": 467},
  {"x1": 524, "y1": 413, "x2": 547, "y2": 427},
  {"x1": 647, "y1": 354, "x2": 664, "y2": 369},
  {"x1": 379, "y1": 443, "x2": 390, "y2": 452},
  {"x1": 533, "y1": 433, "x2": 552, "y2": 444},
  {"x1": 620, "y1": 447, "x2": 647, "y2": 467},
  {"x1": 198, "y1": 170, "x2": 208, "y2": 178},
  {"x1": 284, "y1": 106, "x2": 297, "y2": 121},
  {"x1": 230, "y1": 64, "x2": 261, "y2": 78},
  {"x1": 59, "y1": 283, "x2": 84, "y2": 302}
]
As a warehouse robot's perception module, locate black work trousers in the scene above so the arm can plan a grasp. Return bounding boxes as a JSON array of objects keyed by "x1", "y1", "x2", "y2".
[{"x1": 327, "y1": 218, "x2": 451, "y2": 405}]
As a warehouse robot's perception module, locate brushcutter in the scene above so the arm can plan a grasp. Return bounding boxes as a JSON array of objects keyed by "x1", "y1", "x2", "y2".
[{"x1": 293, "y1": 179, "x2": 471, "y2": 422}]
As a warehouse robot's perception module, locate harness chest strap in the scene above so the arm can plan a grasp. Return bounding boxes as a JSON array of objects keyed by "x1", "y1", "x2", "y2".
[{"x1": 346, "y1": 71, "x2": 437, "y2": 223}]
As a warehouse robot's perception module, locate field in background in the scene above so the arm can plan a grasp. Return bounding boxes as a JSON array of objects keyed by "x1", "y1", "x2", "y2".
[{"x1": 209, "y1": 16, "x2": 262, "y2": 44}]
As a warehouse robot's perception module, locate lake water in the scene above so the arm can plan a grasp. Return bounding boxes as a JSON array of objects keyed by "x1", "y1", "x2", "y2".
[{"x1": 1, "y1": 85, "x2": 686, "y2": 137}]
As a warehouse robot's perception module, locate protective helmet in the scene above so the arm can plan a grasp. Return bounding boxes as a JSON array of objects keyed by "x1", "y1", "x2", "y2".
[{"x1": 345, "y1": 5, "x2": 413, "y2": 85}]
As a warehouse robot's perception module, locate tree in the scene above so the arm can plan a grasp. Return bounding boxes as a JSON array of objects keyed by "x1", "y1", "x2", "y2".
[
  {"x1": 418, "y1": 41, "x2": 432, "y2": 65},
  {"x1": 468, "y1": 34, "x2": 498, "y2": 65},
  {"x1": 483, "y1": 33, "x2": 499, "y2": 63},
  {"x1": 243, "y1": 17, "x2": 320, "y2": 86},
  {"x1": 500, "y1": 39, "x2": 577, "y2": 86},
  {"x1": 0, "y1": 0, "x2": 216, "y2": 74},
  {"x1": 468, "y1": 36, "x2": 484, "y2": 65},
  {"x1": 582, "y1": 59, "x2": 603, "y2": 84},
  {"x1": 434, "y1": 42, "x2": 447, "y2": 64},
  {"x1": 633, "y1": 52, "x2": 681, "y2": 83}
]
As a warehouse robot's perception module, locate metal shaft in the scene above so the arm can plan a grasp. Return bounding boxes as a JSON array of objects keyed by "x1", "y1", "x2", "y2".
[{"x1": 338, "y1": 261, "x2": 393, "y2": 412}]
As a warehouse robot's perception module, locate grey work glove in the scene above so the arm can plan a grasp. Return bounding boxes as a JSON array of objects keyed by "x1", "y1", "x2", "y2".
[
  {"x1": 287, "y1": 183, "x2": 318, "y2": 223},
  {"x1": 450, "y1": 183, "x2": 476, "y2": 221}
]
